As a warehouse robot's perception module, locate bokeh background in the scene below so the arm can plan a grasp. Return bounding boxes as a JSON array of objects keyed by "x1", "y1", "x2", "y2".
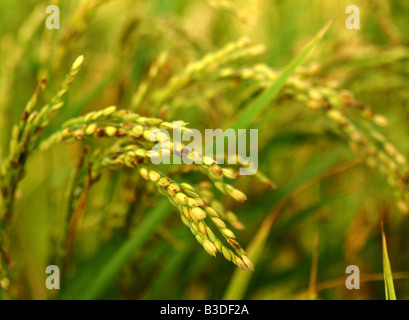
[{"x1": 1, "y1": 0, "x2": 409, "y2": 300}]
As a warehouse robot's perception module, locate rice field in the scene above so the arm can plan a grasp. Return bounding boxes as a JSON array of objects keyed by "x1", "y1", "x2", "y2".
[{"x1": 1, "y1": 0, "x2": 409, "y2": 300}]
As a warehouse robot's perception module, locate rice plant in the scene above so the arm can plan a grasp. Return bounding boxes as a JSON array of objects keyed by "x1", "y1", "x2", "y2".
[{"x1": 1, "y1": 0, "x2": 409, "y2": 300}]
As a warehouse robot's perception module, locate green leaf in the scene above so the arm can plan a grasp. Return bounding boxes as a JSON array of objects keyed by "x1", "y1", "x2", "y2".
[{"x1": 382, "y1": 222, "x2": 397, "y2": 300}]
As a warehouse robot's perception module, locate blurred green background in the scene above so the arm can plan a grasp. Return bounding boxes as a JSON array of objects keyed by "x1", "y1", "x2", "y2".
[{"x1": 1, "y1": 0, "x2": 409, "y2": 300}]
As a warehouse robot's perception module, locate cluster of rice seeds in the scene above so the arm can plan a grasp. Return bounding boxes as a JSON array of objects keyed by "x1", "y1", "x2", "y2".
[
  {"x1": 0, "y1": 56, "x2": 85, "y2": 294},
  {"x1": 307, "y1": 88, "x2": 409, "y2": 213},
  {"x1": 63, "y1": 141, "x2": 251, "y2": 269},
  {"x1": 209, "y1": 61, "x2": 409, "y2": 213},
  {"x1": 323, "y1": 108, "x2": 409, "y2": 213},
  {"x1": 138, "y1": 167, "x2": 254, "y2": 270},
  {"x1": 41, "y1": 107, "x2": 248, "y2": 202},
  {"x1": 31, "y1": 56, "x2": 85, "y2": 136},
  {"x1": 209, "y1": 62, "x2": 389, "y2": 127},
  {"x1": 235, "y1": 63, "x2": 391, "y2": 129},
  {"x1": 360, "y1": 128, "x2": 409, "y2": 213},
  {"x1": 286, "y1": 80, "x2": 409, "y2": 214},
  {"x1": 1, "y1": 55, "x2": 84, "y2": 221},
  {"x1": 40, "y1": 106, "x2": 187, "y2": 149}
]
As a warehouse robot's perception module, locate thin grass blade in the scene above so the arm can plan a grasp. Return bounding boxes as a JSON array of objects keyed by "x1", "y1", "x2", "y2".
[{"x1": 381, "y1": 221, "x2": 397, "y2": 300}]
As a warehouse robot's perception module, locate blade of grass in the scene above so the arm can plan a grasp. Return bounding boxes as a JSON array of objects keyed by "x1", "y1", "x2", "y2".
[
  {"x1": 308, "y1": 230, "x2": 321, "y2": 300},
  {"x1": 381, "y1": 221, "x2": 397, "y2": 300},
  {"x1": 77, "y1": 199, "x2": 172, "y2": 299}
]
